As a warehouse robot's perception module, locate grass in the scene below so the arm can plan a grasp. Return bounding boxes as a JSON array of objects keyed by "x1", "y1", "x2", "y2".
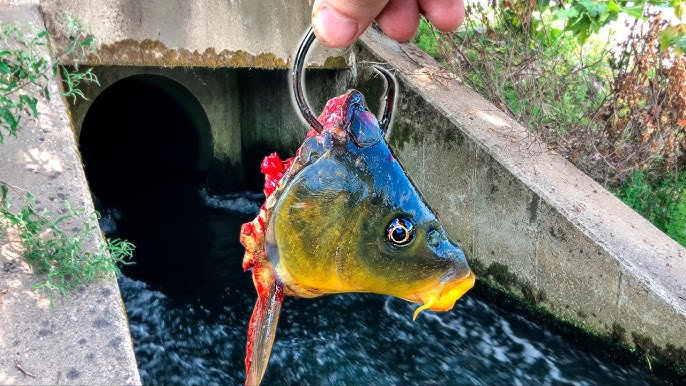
[
  {"x1": 0, "y1": 184, "x2": 134, "y2": 305},
  {"x1": 415, "y1": 17, "x2": 609, "y2": 141},
  {"x1": 0, "y1": 13, "x2": 98, "y2": 143},
  {"x1": 614, "y1": 170, "x2": 686, "y2": 246}
]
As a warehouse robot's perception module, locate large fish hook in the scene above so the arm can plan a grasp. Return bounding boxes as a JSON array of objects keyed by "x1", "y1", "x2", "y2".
[{"x1": 291, "y1": 26, "x2": 396, "y2": 133}]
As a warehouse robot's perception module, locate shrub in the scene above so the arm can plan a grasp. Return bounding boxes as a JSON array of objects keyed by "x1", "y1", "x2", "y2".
[
  {"x1": 0, "y1": 15, "x2": 131, "y2": 305},
  {"x1": 0, "y1": 13, "x2": 98, "y2": 143},
  {"x1": 413, "y1": 2, "x2": 686, "y2": 248}
]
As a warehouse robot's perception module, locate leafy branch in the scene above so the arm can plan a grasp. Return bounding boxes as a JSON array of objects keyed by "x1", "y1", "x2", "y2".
[
  {"x1": 554, "y1": 0, "x2": 685, "y2": 47},
  {"x1": 0, "y1": 12, "x2": 99, "y2": 143}
]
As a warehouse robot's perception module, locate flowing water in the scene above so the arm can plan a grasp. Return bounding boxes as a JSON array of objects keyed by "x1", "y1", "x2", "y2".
[{"x1": 108, "y1": 189, "x2": 665, "y2": 386}]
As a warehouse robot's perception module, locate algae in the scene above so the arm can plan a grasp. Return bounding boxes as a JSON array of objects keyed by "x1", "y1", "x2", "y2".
[
  {"x1": 91, "y1": 39, "x2": 288, "y2": 68},
  {"x1": 322, "y1": 56, "x2": 348, "y2": 69},
  {"x1": 471, "y1": 258, "x2": 686, "y2": 384},
  {"x1": 84, "y1": 39, "x2": 348, "y2": 69}
]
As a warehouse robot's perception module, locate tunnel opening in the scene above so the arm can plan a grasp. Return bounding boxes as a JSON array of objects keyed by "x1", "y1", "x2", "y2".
[
  {"x1": 78, "y1": 74, "x2": 230, "y2": 297},
  {"x1": 80, "y1": 74, "x2": 211, "y2": 207}
]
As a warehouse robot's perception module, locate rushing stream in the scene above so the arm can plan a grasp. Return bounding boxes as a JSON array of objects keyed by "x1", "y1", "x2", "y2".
[{"x1": 108, "y1": 189, "x2": 664, "y2": 386}]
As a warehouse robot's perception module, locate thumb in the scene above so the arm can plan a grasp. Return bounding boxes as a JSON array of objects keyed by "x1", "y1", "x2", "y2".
[{"x1": 312, "y1": 0, "x2": 389, "y2": 48}]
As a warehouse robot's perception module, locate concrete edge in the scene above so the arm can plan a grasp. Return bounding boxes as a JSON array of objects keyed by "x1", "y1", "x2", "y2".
[{"x1": 0, "y1": 3, "x2": 141, "y2": 385}]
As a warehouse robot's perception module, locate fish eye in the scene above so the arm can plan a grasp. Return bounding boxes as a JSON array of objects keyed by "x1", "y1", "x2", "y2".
[{"x1": 387, "y1": 218, "x2": 414, "y2": 246}]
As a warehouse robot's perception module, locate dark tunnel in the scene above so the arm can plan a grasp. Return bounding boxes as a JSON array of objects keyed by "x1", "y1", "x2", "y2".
[
  {"x1": 79, "y1": 74, "x2": 211, "y2": 208},
  {"x1": 78, "y1": 74, "x2": 244, "y2": 298}
]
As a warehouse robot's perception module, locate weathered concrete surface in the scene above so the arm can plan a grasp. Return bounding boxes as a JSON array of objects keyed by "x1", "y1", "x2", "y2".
[
  {"x1": 0, "y1": 2, "x2": 140, "y2": 384},
  {"x1": 359, "y1": 28, "x2": 686, "y2": 353},
  {"x1": 39, "y1": 0, "x2": 348, "y2": 68},
  {"x1": 68, "y1": 66, "x2": 350, "y2": 192}
]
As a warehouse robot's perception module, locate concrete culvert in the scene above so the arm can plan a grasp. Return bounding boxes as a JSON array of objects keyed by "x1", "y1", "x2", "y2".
[
  {"x1": 79, "y1": 74, "x2": 212, "y2": 209},
  {"x1": 78, "y1": 74, "x2": 218, "y2": 293}
]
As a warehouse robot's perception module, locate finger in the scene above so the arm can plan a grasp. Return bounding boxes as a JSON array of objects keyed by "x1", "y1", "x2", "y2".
[
  {"x1": 376, "y1": 0, "x2": 421, "y2": 42},
  {"x1": 417, "y1": 0, "x2": 465, "y2": 32},
  {"x1": 312, "y1": 0, "x2": 390, "y2": 48}
]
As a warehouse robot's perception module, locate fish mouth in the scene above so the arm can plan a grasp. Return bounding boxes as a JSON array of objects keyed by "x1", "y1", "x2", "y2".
[{"x1": 410, "y1": 271, "x2": 476, "y2": 320}]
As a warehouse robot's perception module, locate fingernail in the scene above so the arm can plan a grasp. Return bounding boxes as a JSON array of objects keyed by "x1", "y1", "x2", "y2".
[{"x1": 313, "y1": 5, "x2": 358, "y2": 47}]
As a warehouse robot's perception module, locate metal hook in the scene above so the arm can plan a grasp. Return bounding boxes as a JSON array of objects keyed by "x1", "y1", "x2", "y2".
[
  {"x1": 373, "y1": 66, "x2": 396, "y2": 132},
  {"x1": 292, "y1": 26, "x2": 323, "y2": 133},
  {"x1": 291, "y1": 26, "x2": 397, "y2": 134}
]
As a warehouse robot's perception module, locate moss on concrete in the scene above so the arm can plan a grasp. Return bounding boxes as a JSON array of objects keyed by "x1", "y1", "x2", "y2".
[
  {"x1": 86, "y1": 39, "x2": 351, "y2": 69},
  {"x1": 471, "y1": 258, "x2": 686, "y2": 384},
  {"x1": 90, "y1": 39, "x2": 287, "y2": 68},
  {"x1": 387, "y1": 119, "x2": 419, "y2": 152},
  {"x1": 384, "y1": 87, "x2": 465, "y2": 152},
  {"x1": 322, "y1": 56, "x2": 348, "y2": 69},
  {"x1": 82, "y1": 39, "x2": 248, "y2": 68}
]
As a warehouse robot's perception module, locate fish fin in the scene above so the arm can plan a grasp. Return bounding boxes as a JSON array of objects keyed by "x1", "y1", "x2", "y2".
[{"x1": 245, "y1": 273, "x2": 284, "y2": 386}]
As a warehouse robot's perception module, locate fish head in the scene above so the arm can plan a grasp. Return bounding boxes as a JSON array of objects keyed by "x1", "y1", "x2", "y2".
[
  {"x1": 240, "y1": 70, "x2": 476, "y2": 386},
  {"x1": 266, "y1": 90, "x2": 475, "y2": 318}
]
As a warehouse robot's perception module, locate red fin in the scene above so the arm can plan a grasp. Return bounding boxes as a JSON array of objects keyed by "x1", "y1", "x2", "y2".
[{"x1": 245, "y1": 271, "x2": 284, "y2": 386}]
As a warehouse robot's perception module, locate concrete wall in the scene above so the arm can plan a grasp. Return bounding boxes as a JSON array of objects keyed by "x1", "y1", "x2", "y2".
[
  {"x1": 40, "y1": 0, "x2": 347, "y2": 68},
  {"x1": 65, "y1": 30, "x2": 686, "y2": 361},
  {"x1": 0, "y1": 3, "x2": 140, "y2": 384},
  {"x1": 3, "y1": 0, "x2": 685, "y2": 382},
  {"x1": 357, "y1": 29, "x2": 686, "y2": 357},
  {"x1": 68, "y1": 66, "x2": 350, "y2": 191}
]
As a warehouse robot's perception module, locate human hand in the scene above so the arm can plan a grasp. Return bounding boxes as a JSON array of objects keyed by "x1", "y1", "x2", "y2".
[{"x1": 311, "y1": 0, "x2": 465, "y2": 48}]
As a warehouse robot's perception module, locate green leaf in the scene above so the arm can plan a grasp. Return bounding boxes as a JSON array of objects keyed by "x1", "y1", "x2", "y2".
[
  {"x1": 1, "y1": 184, "x2": 9, "y2": 209},
  {"x1": 675, "y1": 1, "x2": 686, "y2": 19},
  {"x1": 658, "y1": 24, "x2": 686, "y2": 53},
  {"x1": 79, "y1": 34, "x2": 94, "y2": 48},
  {"x1": 19, "y1": 94, "x2": 38, "y2": 117},
  {"x1": 607, "y1": 0, "x2": 622, "y2": 13},
  {"x1": 578, "y1": 0, "x2": 609, "y2": 18},
  {"x1": 53, "y1": 214, "x2": 71, "y2": 225},
  {"x1": 1, "y1": 108, "x2": 18, "y2": 130},
  {"x1": 621, "y1": 4, "x2": 646, "y2": 19},
  {"x1": 555, "y1": 7, "x2": 581, "y2": 21},
  {"x1": 0, "y1": 61, "x2": 10, "y2": 74}
]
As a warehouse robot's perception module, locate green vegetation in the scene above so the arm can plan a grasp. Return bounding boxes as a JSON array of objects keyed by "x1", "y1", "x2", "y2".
[
  {"x1": 414, "y1": 3, "x2": 686, "y2": 378},
  {"x1": 0, "y1": 13, "x2": 98, "y2": 143},
  {"x1": 0, "y1": 14, "x2": 131, "y2": 304},
  {"x1": 414, "y1": 18, "x2": 439, "y2": 57},
  {"x1": 615, "y1": 171, "x2": 686, "y2": 245},
  {"x1": 414, "y1": 1, "x2": 686, "y2": 248},
  {"x1": 0, "y1": 185, "x2": 133, "y2": 305}
]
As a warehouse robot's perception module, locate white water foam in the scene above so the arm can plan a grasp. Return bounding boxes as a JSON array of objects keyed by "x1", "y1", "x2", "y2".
[{"x1": 199, "y1": 188, "x2": 263, "y2": 215}]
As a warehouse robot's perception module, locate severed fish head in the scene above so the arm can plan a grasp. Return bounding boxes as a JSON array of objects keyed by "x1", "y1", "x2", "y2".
[
  {"x1": 265, "y1": 90, "x2": 474, "y2": 318},
  {"x1": 238, "y1": 26, "x2": 474, "y2": 386}
]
